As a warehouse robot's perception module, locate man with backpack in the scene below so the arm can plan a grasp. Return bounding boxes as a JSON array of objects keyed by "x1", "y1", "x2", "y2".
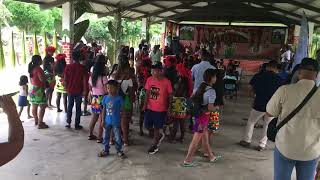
[{"x1": 267, "y1": 59, "x2": 320, "y2": 180}]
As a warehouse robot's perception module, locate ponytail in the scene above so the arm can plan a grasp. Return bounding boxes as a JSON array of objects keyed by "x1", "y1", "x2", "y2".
[
  {"x1": 192, "y1": 82, "x2": 208, "y2": 105},
  {"x1": 28, "y1": 55, "x2": 42, "y2": 78}
]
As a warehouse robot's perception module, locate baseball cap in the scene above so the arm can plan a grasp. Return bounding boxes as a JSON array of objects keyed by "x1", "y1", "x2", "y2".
[
  {"x1": 299, "y1": 58, "x2": 319, "y2": 72},
  {"x1": 151, "y1": 62, "x2": 163, "y2": 69}
]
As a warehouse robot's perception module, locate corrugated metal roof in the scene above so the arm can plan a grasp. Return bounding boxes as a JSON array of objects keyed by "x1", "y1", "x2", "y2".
[{"x1": 16, "y1": 0, "x2": 320, "y2": 26}]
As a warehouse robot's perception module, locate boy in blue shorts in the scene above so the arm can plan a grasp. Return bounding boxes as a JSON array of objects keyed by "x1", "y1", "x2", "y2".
[{"x1": 98, "y1": 80, "x2": 127, "y2": 159}]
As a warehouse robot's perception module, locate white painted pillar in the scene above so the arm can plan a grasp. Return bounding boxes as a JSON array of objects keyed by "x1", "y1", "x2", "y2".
[
  {"x1": 142, "y1": 18, "x2": 150, "y2": 43},
  {"x1": 62, "y1": 2, "x2": 74, "y2": 43},
  {"x1": 62, "y1": 2, "x2": 74, "y2": 63},
  {"x1": 293, "y1": 25, "x2": 300, "y2": 45}
]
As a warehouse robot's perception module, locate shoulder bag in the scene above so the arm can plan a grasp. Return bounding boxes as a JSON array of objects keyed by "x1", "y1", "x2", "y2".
[{"x1": 267, "y1": 85, "x2": 318, "y2": 142}]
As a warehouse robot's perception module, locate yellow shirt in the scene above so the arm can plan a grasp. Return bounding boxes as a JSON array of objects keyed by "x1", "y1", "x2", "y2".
[{"x1": 267, "y1": 79, "x2": 320, "y2": 161}]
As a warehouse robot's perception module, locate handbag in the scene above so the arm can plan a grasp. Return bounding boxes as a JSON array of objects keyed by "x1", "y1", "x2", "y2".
[{"x1": 267, "y1": 85, "x2": 318, "y2": 142}]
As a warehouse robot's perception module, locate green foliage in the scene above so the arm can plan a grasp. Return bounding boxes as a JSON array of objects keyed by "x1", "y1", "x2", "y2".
[
  {"x1": 0, "y1": 0, "x2": 11, "y2": 27},
  {"x1": 33, "y1": 32, "x2": 39, "y2": 55},
  {"x1": 85, "y1": 17, "x2": 111, "y2": 42},
  {"x1": 21, "y1": 30, "x2": 26, "y2": 64},
  {"x1": 0, "y1": 28, "x2": 5, "y2": 70},
  {"x1": 4, "y1": 0, "x2": 61, "y2": 34},
  {"x1": 10, "y1": 31, "x2": 15, "y2": 66},
  {"x1": 311, "y1": 33, "x2": 320, "y2": 59}
]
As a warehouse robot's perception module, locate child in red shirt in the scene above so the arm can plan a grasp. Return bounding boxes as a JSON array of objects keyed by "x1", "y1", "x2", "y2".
[
  {"x1": 64, "y1": 50, "x2": 88, "y2": 129},
  {"x1": 143, "y1": 62, "x2": 172, "y2": 155}
]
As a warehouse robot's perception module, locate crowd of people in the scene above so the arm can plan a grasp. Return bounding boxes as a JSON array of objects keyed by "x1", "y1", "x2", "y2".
[{"x1": 1, "y1": 38, "x2": 319, "y2": 180}]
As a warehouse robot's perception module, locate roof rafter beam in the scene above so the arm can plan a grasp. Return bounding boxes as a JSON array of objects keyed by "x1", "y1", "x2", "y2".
[
  {"x1": 254, "y1": 2, "x2": 320, "y2": 24},
  {"x1": 172, "y1": 3, "x2": 300, "y2": 25},
  {"x1": 132, "y1": 2, "x2": 193, "y2": 20},
  {"x1": 287, "y1": 0, "x2": 317, "y2": 12},
  {"x1": 97, "y1": 1, "x2": 146, "y2": 18},
  {"x1": 139, "y1": 0, "x2": 180, "y2": 14},
  {"x1": 15, "y1": 0, "x2": 46, "y2": 5},
  {"x1": 286, "y1": 0, "x2": 320, "y2": 13},
  {"x1": 39, "y1": 0, "x2": 70, "y2": 10}
]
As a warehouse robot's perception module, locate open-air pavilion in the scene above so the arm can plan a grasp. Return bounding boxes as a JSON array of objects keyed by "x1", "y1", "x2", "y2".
[{"x1": 13, "y1": 0, "x2": 320, "y2": 66}]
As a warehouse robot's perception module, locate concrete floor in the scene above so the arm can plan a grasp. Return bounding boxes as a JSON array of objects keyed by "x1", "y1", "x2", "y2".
[{"x1": 0, "y1": 76, "x2": 288, "y2": 180}]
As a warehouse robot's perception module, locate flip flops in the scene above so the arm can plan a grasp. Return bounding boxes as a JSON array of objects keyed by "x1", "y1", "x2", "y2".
[
  {"x1": 182, "y1": 161, "x2": 197, "y2": 168},
  {"x1": 209, "y1": 155, "x2": 222, "y2": 163}
]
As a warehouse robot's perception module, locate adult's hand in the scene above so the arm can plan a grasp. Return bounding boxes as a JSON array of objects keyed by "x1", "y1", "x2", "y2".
[{"x1": 0, "y1": 95, "x2": 24, "y2": 167}]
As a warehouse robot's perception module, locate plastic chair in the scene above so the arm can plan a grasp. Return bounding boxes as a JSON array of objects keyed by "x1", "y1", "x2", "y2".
[{"x1": 224, "y1": 78, "x2": 238, "y2": 100}]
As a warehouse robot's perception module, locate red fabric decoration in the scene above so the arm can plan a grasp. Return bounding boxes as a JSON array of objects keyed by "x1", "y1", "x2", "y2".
[
  {"x1": 55, "y1": 53, "x2": 67, "y2": 61},
  {"x1": 45, "y1": 46, "x2": 56, "y2": 53},
  {"x1": 80, "y1": 46, "x2": 89, "y2": 55},
  {"x1": 176, "y1": 63, "x2": 193, "y2": 97},
  {"x1": 164, "y1": 55, "x2": 177, "y2": 67}
]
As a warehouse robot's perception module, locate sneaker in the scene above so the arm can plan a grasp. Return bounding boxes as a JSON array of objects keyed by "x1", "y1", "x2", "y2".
[
  {"x1": 157, "y1": 132, "x2": 165, "y2": 146},
  {"x1": 65, "y1": 124, "x2": 71, "y2": 128},
  {"x1": 117, "y1": 152, "x2": 127, "y2": 159},
  {"x1": 255, "y1": 146, "x2": 265, "y2": 152},
  {"x1": 82, "y1": 111, "x2": 91, "y2": 116},
  {"x1": 239, "y1": 140, "x2": 251, "y2": 148},
  {"x1": 38, "y1": 122, "x2": 49, "y2": 129},
  {"x1": 75, "y1": 125, "x2": 83, "y2": 130},
  {"x1": 57, "y1": 109, "x2": 63, "y2": 113},
  {"x1": 148, "y1": 145, "x2": 159, "y2": 155}
]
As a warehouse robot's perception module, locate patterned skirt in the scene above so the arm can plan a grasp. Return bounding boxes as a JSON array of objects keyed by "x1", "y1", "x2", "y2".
[
  {"x1": 29, "y1": 85, "x2": 47, "y2": 105},
  {"x1": 208, "y1": 110, "x2": 220, "y2": 132},
  {"x1": 91, "y1": 95, "x2": 104, "y2": 114}
]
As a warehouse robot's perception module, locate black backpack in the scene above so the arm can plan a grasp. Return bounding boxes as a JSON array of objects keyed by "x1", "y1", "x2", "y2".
[{"x1": 190, "y1": 87, "x2": 212, "y2": 116}]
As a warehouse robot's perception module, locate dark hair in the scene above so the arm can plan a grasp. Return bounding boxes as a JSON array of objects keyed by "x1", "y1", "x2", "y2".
[
  {"x1": 266, "y1": 60, "x2": 278, "y2": 69},
  {"x1": 193, "y1": 69, "x2": 218, "y2": 105},
  {"x1": 109, "y1": 64, "x2": 118, "y2": 77},
  {"x1": 28, "y1": 55, "x2": 42, "y2": 78},
  {"x1": 107, "y1": 80, "x2": 118, "y2": 87},
  {"x1": 92, "y1": 55, "x2": 107, "y2": 87},
  {"x1": 19, "y1": 75, "x2": 28, "y2": 86},
  {"x1": 175, "y1": 76, "x2": 189, "y2": 97},
  {"x1": 200, "y1": 49, "x2": 210, "y2": 61},
  {"x1": 72, "y1": 50, "x2": 81, "y2": 63},
  {"x1": 138, "y1": 44, "x2": 143, "y2": 50},
  {"x1": 54, "y1": 59, "x2": 67, "y2": 75}
]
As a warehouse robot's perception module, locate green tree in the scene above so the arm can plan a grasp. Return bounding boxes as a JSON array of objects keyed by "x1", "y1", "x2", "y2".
[{"x1": 0, "y1": 0, "x2": 11, "y2": 69}]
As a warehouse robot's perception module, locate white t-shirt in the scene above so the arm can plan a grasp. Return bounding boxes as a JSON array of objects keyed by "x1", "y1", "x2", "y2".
[
  {"x1": 19, "y1": 85, "x2": 27, "y2": 96},
  {"x1": 281, "y1": 50, "x2": 292, "y2": 63},
  {"x1": 203, "y1": 86, "x2": 216, "y2": 105},
  {"x1": 117, "y1": 79, "x2": 133, "y2": 94}
]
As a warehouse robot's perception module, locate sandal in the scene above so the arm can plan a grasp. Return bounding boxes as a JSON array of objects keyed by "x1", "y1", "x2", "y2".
[
  {"x1": 182, "y1": 161, "x2": 197, "y2": 168},
  {"x1": 38, "y1": 122, "x2": 49, "y2": 129},
  {"x1": 96, "y1": 139, "x2": 103, "y2": 143},
  {"x1": 209, "y1": 155, "x2": 222, "y2": 163},
  {"x1": 88, "y1": 135, "x2": 97, "y2": 140},
  {"x1": 98, "y1": 150, "x2": 109, "y2": 157}
]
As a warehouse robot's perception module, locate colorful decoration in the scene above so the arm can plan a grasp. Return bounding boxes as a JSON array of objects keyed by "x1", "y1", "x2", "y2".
[{"x1": 55, "y1": 54, "x2": 66, "y2": 61}]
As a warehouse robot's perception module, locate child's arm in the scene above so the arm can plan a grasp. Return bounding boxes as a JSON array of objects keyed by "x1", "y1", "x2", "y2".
[
  {"x1": 101, "y1": 106, "x2": 106, "y2": 128},
  {"x1": 143, "y1": 90, "x2": 149, "y2": 111}
]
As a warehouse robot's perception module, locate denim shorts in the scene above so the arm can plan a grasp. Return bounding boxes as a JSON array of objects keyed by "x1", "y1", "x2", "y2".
[{"x1": 144, "y1": 109, "x2": 167, "y2": 129}]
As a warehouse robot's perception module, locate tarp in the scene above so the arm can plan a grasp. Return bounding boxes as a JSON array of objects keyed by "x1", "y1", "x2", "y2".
[{"x1": 292, "y1": 13, "x2": 309, "y2": 70}]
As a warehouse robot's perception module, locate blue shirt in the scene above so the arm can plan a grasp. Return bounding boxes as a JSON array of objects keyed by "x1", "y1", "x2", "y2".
[
  {"x1": 191, "y1": 61, "x2": 215, "y2": 93},
  {"x1": 102, "y1": 95, "x2": 123, "y2": 126},
  {"x1": 250, "y1": 71, "x2": 283, "y2": 112}
]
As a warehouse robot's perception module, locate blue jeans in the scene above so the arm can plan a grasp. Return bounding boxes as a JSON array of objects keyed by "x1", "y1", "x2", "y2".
[
  {"x1": 103, "y1": 125, "x2": 122, "y2": 153},
  {"x1": 67, "y1": 94, "x2": 82, "y2": 127},
  {"x1": 274, "y1": 147, "x2": 319, "y2": 180}
]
